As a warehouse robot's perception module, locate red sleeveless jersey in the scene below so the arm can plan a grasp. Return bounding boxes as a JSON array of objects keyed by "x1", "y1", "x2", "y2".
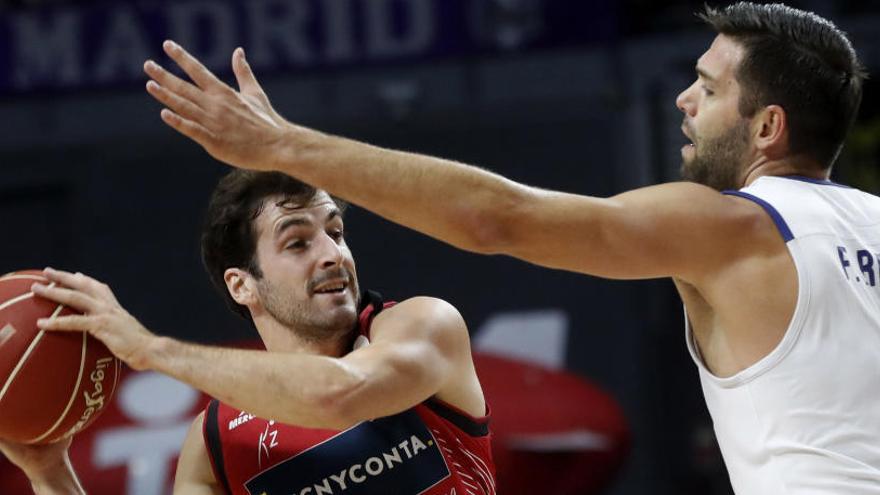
[{"x1": 202, "y1": 291, "x2": 495, "y2": 495}]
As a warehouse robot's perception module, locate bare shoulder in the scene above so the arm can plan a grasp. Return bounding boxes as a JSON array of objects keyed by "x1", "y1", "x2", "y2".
[
  {"x1": 176, "y1": 411, "x2": 208, "y2": 468},
  {"x1": 177, "y1": 411, "x2": 206, "y2": 453},
  {"x1": 613, "y1": 181, "x2": 765, "y2": 222},
  {"x1": 376, "y1": 297, "x2": 466, "y2": 330},
  {"x1": 721, "y1": 191, "x2": 793, "y2": 249},
  {"x1": 599, "y1": 181, "x2": 784, "y2": 281},
  {"x1": 371, "y1": 297, "x2": 470, "y2": 350},
  {"x1": 173, "y1": 411, "x2": 223, "y2": 494},
  {"x1": 376, "y1": 297, "x2": 484, "y2": 417},
  {"x1": 672, "y1": 183, "x2": 792, "y2": 286}
]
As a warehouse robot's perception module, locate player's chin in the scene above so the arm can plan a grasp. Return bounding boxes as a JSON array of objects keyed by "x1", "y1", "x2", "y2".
[
  {"x1": 315, "y1": 290, "x2": 357, "y2": 313},
  {"x1": 322, "y1": 305, "x2": 358, "y2": 331}
]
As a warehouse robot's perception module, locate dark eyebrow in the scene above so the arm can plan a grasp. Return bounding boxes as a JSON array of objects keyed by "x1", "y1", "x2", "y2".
[
  {"x1": 274, "y1": 208, "x2": 342, "y2": 238},
  {"x1": 696, "y1": 66, "x2": 717, "y2": 83},
  {"x1": 274, "y1": 216, "x2": 311, "y2": 238}
]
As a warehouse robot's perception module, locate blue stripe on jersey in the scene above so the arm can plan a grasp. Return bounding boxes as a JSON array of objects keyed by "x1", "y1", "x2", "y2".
[
  {"x1": 779, "y1": 175, "x2": 853, "y2": 189},
  {"x1": 723, "y1": 190, "x2": 795, "y2": 242}
]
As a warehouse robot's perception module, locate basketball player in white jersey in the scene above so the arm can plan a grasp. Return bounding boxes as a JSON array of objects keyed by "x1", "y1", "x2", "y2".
[{"x1": 142, "y1": 2, "x2": 878, "y2": 493}]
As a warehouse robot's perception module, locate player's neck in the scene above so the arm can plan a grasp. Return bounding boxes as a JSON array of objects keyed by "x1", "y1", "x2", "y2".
[
  {"x1": 254, "y1": 316, "x2": 354, "y2": 357},
  {"x1": 741, "y1": 155, "x2": 828, "y2": 188}
]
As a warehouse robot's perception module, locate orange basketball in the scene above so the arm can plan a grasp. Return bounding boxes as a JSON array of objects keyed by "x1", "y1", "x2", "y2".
[{"x1": 0, "y1": 270, "x2": 119, "y2": 444}]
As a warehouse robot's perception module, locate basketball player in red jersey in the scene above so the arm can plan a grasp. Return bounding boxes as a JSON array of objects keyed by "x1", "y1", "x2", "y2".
[{"x1": 1, "y1": 170, "x2": 495, "y2": 495}]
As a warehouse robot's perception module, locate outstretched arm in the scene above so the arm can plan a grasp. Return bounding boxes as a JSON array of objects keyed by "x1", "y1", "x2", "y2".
[
  {"x1": 34, "y1": 271, "x2": 482, "y2": 429},
  {"x1": 144, "y1": 42, "x2": 771, "y2": 282}
]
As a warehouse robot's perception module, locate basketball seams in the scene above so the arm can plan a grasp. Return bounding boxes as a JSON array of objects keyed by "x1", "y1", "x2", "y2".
[
  {"x1": 0, "y1": 295, "x2": 64, "y2": 406},
  {"x1": 0, "y1": 274, "x2": 47, "y2": 283},
  {"x1": 0, "y1": 292, "x2": 36, "y2": 312},
  {"x1": 27, "y1": 325, "x2": 88, "y2": 444},
  {"x1": 111, "y1": 356, "x2": 121, "y2": 398},
  {"x1": 0, "y1": 330, "x2": 46, "y2": 406}
]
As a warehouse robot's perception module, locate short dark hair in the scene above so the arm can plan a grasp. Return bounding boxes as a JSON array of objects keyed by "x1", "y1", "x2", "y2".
[
  {"x1": 201, "y1": 170, "x2": 347, "y2": 319},
  {"x1": 700, "y1": 2, "x2": 868, "y2": 167}
]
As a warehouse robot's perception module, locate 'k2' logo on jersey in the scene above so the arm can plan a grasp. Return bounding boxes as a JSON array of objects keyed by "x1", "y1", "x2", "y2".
[{"x1": 258, "y1": 421, "x2": 280, "y2": 469}]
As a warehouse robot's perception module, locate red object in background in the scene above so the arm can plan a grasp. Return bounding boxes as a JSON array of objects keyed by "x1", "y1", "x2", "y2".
[
  {"x1": 0, "y1": 350, "x2": 627, "y2": 495},
  {"x1": 474, "y1": 353, "x2": 630, "y2": 494},
  {"x1": 0, "y1": 271, "x2": 120, "y2": 445}
]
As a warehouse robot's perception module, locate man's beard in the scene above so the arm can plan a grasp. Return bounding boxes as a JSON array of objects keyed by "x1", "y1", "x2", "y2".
[
  {"x1": 257, "y1": 273, "x2": 360, "y2": 342},
  {"x1": 681, "y1": 119, "x2": 750, "y2": 191}
]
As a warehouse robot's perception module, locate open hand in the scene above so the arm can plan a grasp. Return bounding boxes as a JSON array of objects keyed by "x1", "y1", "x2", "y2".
[
  {"x1": 143, "y1": 40, "x2": 306, "y2": 172},
  {"x1": 33, "y1": 268, "x2": 156, "y2": 371}
]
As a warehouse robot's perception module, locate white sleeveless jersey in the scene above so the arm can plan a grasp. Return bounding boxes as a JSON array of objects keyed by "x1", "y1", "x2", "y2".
[{"x1": 685, "y1": 175, "x2": 880, "y2": 494}]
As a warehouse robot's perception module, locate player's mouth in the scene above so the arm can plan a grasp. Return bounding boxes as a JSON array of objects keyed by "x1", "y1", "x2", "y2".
[
  {"x1": 681, "y1": 125, "x2": 695, "y2": 146},
  {"x1": 312, "y1": 279, "x2": 349, "y2": 295},
  {"x1": 681, "y1": 124, "x2": 696, "y2": 156}
]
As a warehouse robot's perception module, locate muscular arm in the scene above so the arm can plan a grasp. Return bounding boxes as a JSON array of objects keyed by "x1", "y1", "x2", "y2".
[
  {"x1": 173, "y1": 413, "x2": 223, "y2": 495},
  {"x1": 147, "y1": 297, "x2": 478, "y2": 429},
  {"x1": 144, "y1": 43, "x2": 770, "y2": 282},
  {"x1": 281, "y1": 140, "x2": 770, "y2": 282},
  {"x1": 36, "y1": 279, "x2": 482, "y2": 431}
]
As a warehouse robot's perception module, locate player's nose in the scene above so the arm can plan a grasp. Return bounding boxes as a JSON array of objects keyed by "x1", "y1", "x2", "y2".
[
  {"x1": 676, "y1": 82, "x2": 697, "y2": 117},
  {"x1": 317, "y1": 234, "x2": 344, "y2": 269}
]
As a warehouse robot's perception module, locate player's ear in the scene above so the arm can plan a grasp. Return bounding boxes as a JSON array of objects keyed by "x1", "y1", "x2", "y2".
[
  {"x1": 224, "y1": 268, "x2": 257, "y2": 306},
  {"x1": 753, "y1": 104, "x2": 788, "y2": 159}
]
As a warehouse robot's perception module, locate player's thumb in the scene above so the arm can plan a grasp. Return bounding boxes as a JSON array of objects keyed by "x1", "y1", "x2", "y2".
[{"x1": 232, "y1": 47, "x2": 266, "y2": 99}]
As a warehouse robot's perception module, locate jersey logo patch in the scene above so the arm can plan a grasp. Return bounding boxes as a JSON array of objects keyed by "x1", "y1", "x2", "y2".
[
  {"x1": 229, "y1": 411, "x2": 257, "y2": 431},
  {"x1": 244, "y1": 409, "x2": 450, "y2": 495}
]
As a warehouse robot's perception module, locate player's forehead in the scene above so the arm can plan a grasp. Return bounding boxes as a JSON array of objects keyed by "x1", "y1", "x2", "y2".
[
  {"x1": 696, "y1": 34, "x2": 745, "y2": 83},
  {"x1": 255, "y1": 191, "x2": 340, "y2": 237}
]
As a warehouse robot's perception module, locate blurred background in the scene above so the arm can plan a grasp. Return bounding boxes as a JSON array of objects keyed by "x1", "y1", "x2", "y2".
[{"x1": 0, "y1": 0, "x2": 877, "y2": 494}]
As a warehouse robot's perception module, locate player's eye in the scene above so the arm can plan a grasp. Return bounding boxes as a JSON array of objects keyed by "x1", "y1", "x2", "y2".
[{"x1": 286, "y1": 240, "x2": 308, "y2": 250}]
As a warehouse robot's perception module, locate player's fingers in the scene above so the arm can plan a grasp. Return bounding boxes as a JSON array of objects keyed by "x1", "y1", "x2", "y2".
[
  {"x1": 42, "y1": 268, "x2": 109, "y2": 299},
  {"x1": 30, "y1": 284, "x2": 99, "y2": 314},
  {"x1": 40, "y1": 268, "x2": 89, "y2": 291},
  {"x1": 232, "y1": 47, "x2": 268, "y2": 101},
  {"x1": 162, "y1": 40, "x2": 227, "y2": 92},
  {"x1": 143, "y1": 59, "x2": 206, "y2": 106},
  {"x1": 146, "y1": 80, "x2": 207, "y2": 123},
  {"x1": 37, "y1": 314, "x2": 94, "y2": 333},
  {"x1": 160, "y1": 109, "x2": 217, "y2": 147}
]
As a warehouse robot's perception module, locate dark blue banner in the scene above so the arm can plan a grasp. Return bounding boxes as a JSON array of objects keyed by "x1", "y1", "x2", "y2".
[
  {"x1": 244, "y1": 409, "x2": 449, "y2": 495},
  {"x1": 0, "y1": 0, "x2": 617, "y2": 94}
]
